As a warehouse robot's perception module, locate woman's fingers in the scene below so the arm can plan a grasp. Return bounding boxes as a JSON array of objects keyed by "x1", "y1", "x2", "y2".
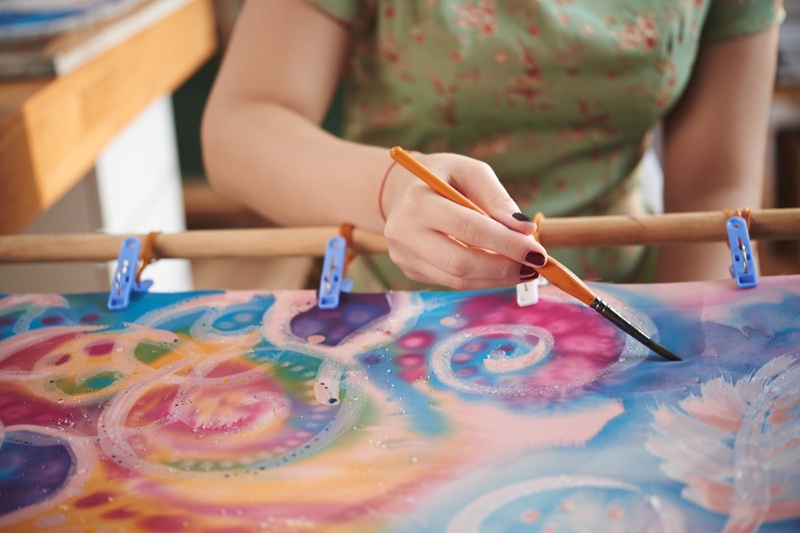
[
  {"x1": 386, "y1": 228, "x2": 539, "y2": 290},
  {"x1": 444, "y1": 155, "x2": 538, "y2": 236},
  {"x1": 381, "y1": 151, "x2": 549, "y2": 289},
  {"x1": 423, "y1": 201, "x2": 548, "y2": 269}
]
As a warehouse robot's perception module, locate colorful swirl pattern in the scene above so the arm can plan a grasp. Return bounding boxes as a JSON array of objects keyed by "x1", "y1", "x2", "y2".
[{"x1": 1, "y1": 278, "x2": 798, "y2": 532}]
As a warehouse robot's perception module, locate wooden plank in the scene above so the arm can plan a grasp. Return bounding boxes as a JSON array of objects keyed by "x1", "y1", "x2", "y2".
[{"x1": 0, "y1": 0, "x2": 217, "y2": 235}]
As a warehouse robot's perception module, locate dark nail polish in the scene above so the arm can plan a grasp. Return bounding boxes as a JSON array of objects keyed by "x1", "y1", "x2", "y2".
[
  {"x1": 525, "y1": 251, "x2": 547, "y2": 266},
  {"x1": 519, "y1": 265, "x2": 535, "y2": 276},
  {"x1": 512, "y1": 212, "x2": 533, "y2": 222},
  {"x1": 520, "y1": 271, "x2": 540, "y2": 282}
]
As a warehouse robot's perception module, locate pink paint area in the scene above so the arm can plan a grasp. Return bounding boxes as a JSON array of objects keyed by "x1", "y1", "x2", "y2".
[
  {"x1": 493, "y1": 399, "x2": 624, "y2": 447},
  {"x1": 680, "y1": 394, "x2": 742, "y2": 433},
  {"x1": 398, "y1": 330, "x2": 434, "y2": 350},
  {"x1": 137, "y1": 514, "x2": 192, "y2": 532},
  {"x1": 203, "y1": 358, "x2": 260, "y2": 378},
  {"x1": 463, "y1": 341, "x2": 488, "y2": 352},
  {"x1": 177, "y1": 384, "x2": 282, "y2": 434},
  {"x1": 0, "y1": 388, "x2": 97, "y2": 431},
  {"x1": 396, "y1": 352, "x2": 427, "y2": 382},
  {"x1": 769, "y1": 395, "x2": 800, "y2": 425},
  {"x1": 101, "y1": 506, "x2": 140, "y2": 520},
  {"x1": 125, "y1": 384, "x2": 180, "y2": 428},
  {"x1": 74, "y1": 491, "x2": 117, "y2": 509},
  {"x1": 396, "y1": 353, "x2": 425, "y2": 368},
  {"x1": 400, "y1": 367, "x2": 427, "y2": 382},
  {"x1": 685, "y1": 476, "x2": 734, "y2": 515},
  {"x1": 453, "y1": 293, "x2": 626, "y2": 390},
  {"x1": 461, "y1": 295, "x2": 623, "y2": 355},
  {"x1": 85, "y1": 341, "x2": 116, "y2": 356},
  {"x1": 40, "y1": 314, "x2": 65, "y2": 326},
  {"x1": 127, "y1": 384, "x2": 280, "y2": 438},
  {"x1": 113, "y1": 362, "x2": 337, "y2": 467},
  {"x1": 0, "y1": 332, "x2": 80, "y2": 371}
]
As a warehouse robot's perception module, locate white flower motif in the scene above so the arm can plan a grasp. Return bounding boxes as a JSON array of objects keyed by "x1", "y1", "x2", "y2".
[{"x1": 647, "y1": 354, "x2": 800, "y2": 532}]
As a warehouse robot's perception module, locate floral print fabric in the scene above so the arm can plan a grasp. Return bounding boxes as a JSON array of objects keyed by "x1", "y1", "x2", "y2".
[{"x1": 306, "y1": 0, "x2": 784, "y2": 288}]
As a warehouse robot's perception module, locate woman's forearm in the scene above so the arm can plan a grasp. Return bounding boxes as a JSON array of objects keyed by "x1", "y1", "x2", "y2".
[
  {"x1": 202, "y1": 98, "x2": 391, "y2": 233},
  {"x1": 657, "y1": 27, "x2": 778, "y2": 282}
]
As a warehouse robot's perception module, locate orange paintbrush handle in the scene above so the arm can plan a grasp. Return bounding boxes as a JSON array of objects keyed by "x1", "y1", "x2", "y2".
[
  {"x1": 391, "y1": 146, "x2": 588, "y2": 298},
  {"x1": 389, "y1": 146, "x2": 490, "y2": 217},
  {"x1": 534, "y1": 257, "x2": 596, "y2": 306}
]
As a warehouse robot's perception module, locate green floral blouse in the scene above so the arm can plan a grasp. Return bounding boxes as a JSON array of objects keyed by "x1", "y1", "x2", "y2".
[{"x1": 307, "y1": 0, "x2": 784, "y2": 290}]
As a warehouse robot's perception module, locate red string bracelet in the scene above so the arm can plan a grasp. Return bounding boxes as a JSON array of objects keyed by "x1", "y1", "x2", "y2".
[{"x1": 379, "y1": 150, "x2": 420, "y2": 223}]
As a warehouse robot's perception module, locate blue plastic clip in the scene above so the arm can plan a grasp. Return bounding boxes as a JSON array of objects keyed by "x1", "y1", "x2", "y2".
[
  {"x1": 318, "y1": 236, "x2": 353, "y2": 310},
  {"x1": 108, "y1": 237, "x2": 153, "y2": 310},
  {"x1": 726, "y1": 216, "x2": 757, "y2": 289}
]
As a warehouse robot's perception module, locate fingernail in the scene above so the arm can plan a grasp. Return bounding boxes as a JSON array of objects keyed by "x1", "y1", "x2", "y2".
[
  {"x1": 525, "y1": 251, "x2": 547, "y2": 266},
  {"x1": 512, "y1": 212, "x2": 533, "y2": 222},
  {"x1": 519, "y1": 265, "x2": 535, "y2": 276},
  {"x1": 520, "y1": 271, "x2": 540, "y2": 281}
]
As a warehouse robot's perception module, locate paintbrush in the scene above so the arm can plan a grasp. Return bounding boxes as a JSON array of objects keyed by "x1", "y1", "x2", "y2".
[{"x1": 389, "y1": 146, "x2": 681, "y2": 362}]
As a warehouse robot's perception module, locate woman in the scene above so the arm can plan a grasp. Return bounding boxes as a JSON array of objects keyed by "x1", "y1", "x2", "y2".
[{"x1": 202, "y1": 0, "x2": 783, "y2": 290}]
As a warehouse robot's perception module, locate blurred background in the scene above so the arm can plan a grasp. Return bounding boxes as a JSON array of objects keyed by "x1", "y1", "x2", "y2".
[{"x1": 0, "y1": 0, "x2": 798, "y2": 294}]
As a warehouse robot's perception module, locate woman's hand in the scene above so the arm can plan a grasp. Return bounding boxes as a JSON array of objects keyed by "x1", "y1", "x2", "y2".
[{"x1": 380, "y1": 152, "x2": 548, "y2": 290}]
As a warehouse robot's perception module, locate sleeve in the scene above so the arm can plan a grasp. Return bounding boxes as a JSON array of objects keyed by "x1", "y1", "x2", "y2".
[
  {"x1": 304, "y1": 0, "x2": 372, "y2": 25},
  {"x1": 701, "y1": 0, "x2": 786, "y2": 43}
]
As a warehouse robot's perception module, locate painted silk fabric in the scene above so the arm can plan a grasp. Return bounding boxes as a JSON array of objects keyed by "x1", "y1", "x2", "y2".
[
  {"x1": 308, "y1": 0, "x2": 784, "y2": 286},
  {"x1": 1, "y1": 277, "x2": 799, "y2": 532}
]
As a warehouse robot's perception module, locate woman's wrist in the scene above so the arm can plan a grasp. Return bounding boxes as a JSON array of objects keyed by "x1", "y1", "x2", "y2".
[{"x1": 379, "y1": 150, "x2": 422, "y2": 224}]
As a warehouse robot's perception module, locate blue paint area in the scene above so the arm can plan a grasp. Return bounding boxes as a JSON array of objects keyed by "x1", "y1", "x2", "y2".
[
  {"x1": 209, "y1": 295, "x2": 275, "y2": 332},
  {"x1": 740, "y1": 294, "x2": 800, "y2": 353},
  {"x1": 0, "y1": 431, "x2": 73, "y2": 516},
  {"x1": 358, "y1": 350, "x2": 449, "y2": 436}
]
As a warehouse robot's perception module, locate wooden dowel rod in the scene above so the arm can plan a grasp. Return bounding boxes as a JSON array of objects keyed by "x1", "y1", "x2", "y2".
[
  {"x1": 0, "y1": 227, "x2": 388, "y2": 263},
  {"x1": 537, "y1": 208, "x2": 800, "y2": 247},
  {"x1": 1, "y1": 208, "x2": 798, "y2": 263}
]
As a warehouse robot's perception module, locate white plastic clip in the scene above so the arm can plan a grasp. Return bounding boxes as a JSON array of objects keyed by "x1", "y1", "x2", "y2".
[
  {"x1": 318, "y1": 236, "x2": 353, "y2": 310},
  {"x1": 726, "y1": 216, "x2": 757, "y2": 289},
  {"x1": 108, "y1": 237, "x2": 153, "y2": 310},
  {"x1": 516, "y1": 278, "x2": 539, "y2": 307}
]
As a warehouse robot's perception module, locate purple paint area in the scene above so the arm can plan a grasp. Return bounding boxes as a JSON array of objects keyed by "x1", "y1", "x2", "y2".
[
  {"x1": 0, "y1": 431, "x2": 74, "y2": 516},
  {"x1": 290, "y1": 293, "x2": 390, "y2": 346}
]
